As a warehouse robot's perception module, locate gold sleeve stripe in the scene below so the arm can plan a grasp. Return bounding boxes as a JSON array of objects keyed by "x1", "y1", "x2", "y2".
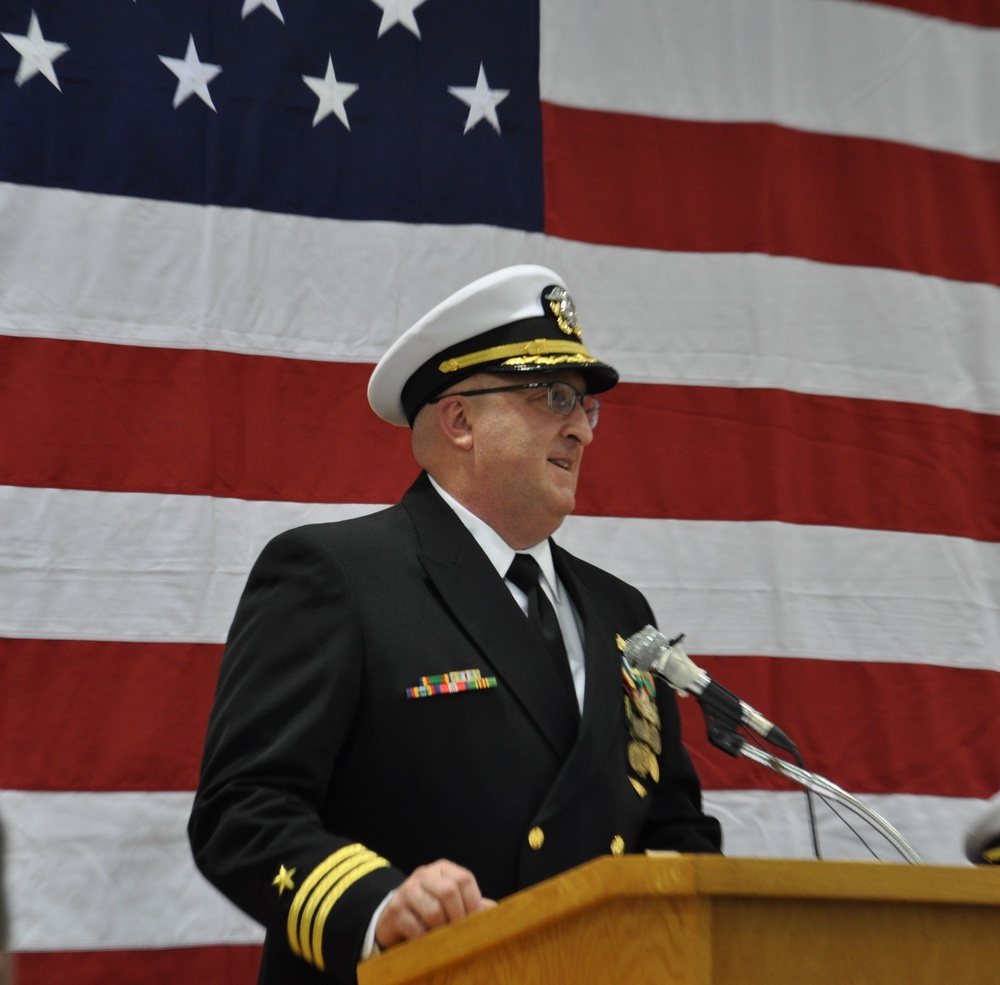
[
  {"x1": 297, "y1": 853, "x2": 382, "y2": 965},
  {"x1": 311, "y1": 856, "x2": 391, "y2": 972},
  {"x1": 286, "y1": 844, "x2": 385, "y2": 962},
  {"x1": 438, "y1": 338, "x2": 593, "y2": 373},
  {"x1": 288, "y1": 844, "x2": 365, "y2": 957}
]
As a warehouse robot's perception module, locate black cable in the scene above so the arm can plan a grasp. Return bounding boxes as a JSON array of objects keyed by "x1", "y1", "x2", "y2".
[{"x1": 743, "y1": 727, "x2": 822, "y2": 860}]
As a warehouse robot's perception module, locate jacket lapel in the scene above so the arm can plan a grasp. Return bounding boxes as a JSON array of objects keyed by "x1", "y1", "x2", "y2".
[
  {"x1": 533, "y1": 543, "x2": 628, "y2": 819},
  {"x1": 403, "y1": 475, "x2": 579, "y2": 760}
]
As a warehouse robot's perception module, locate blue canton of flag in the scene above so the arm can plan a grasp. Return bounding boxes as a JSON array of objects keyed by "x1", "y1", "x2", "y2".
[{"x1": 0, "y1": 0, "x2": 544, "y2": 228}]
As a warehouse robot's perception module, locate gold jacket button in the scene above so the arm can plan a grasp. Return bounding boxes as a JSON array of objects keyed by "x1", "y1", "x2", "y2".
[
  {"x1": 610, "y1": 835, "x2": 625, "y2": 855},
  {"x1": 528, "y1": 826, "x2": 545, "y2": 850}
]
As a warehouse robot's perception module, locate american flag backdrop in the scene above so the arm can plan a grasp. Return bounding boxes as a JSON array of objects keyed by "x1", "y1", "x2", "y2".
[{"x1": 2, "y1": 0, "x2": 1000, "y2": 981}]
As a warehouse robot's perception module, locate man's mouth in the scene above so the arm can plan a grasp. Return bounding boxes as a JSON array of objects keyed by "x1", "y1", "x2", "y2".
[{"x1": 549, "y1": 458, "x2": 571, "y2": 470}]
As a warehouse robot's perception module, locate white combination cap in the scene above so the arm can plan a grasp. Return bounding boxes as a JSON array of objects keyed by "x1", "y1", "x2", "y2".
[{"x1": 367, "y1": 264, "x2": 619, "y2": 427}]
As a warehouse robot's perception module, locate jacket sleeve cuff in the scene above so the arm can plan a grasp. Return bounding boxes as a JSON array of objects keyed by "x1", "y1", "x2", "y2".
[{"x1": 284, "y1": 844, "x2": 403, "y2": 977}]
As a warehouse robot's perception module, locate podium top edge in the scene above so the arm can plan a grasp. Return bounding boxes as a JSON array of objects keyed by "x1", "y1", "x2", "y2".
[{"x1": 359, "y1": 855, "x2": 1000, "y2": 985}]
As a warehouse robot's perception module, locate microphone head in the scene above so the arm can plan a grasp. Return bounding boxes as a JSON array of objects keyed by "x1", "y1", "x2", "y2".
[
  {"x1": 623, "y1": 625, "x2": 666, "y2": 673},
  {"x1": 624, "y1": 625, "x2": 704, "y2": 694}
]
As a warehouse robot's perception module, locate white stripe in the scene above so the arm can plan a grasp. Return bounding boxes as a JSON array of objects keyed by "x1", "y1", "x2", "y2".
[
  {"x1": 703, "y1": 789, "x2": 989, "y2": 867},
  {"x1": 0, "y1": 485, "x2": 381, "y2": 644},
  {"x1": 559, "y1": 513, "x2": 1000, "y2": 670},
  {"x1": 2, "y1": 485, "x2": 998, "y2": 671},
  {"x1": 563, "y1": 241, "x2": 1000, "y2": 415},
  {"x1": 0, "y1": 787, "x2": 984, "y2": 950},
  {"x1": 0, "y1": 790, "x2": 262, "y2": 951},
  {"x1": 541, "y1": 0, "x2": 1000, "y2": 161},
  {"x1": 3, "y1": 184, "x2": 1000, "y2": 415}
]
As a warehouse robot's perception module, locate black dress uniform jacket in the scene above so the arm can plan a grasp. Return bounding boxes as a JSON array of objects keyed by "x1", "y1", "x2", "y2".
[{"x1": 189, "y1": 473, "x2": 722, "y2": 985}]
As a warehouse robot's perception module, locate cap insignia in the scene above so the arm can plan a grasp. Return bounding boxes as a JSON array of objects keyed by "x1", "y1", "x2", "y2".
[{"x1": 544, "y1": 286, "x2": 582, "y2": 339}]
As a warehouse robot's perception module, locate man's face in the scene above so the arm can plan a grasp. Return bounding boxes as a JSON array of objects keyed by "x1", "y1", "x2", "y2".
[{"x1": 464, "y1": 371, "x2": 595, "y2": 546}]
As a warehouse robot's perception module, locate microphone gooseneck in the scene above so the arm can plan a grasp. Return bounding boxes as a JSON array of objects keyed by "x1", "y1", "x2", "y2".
[{"x1": 623, "y1": 625, "x2": 924, "y2": 865}]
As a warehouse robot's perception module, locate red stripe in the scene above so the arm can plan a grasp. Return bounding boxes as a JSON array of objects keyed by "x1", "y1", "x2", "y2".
[
  {"x1": 4, "y1": 336, "x2": 999, "y2": 541},
  {"x1": 867, "y1": 0, "x2": 1000, "y2": 27},
  {"x1": 15, "y1": 945, "x2": 261, "y2": 985},
  {"x1": 0, "y1": 638, "x2": 221, "y2": 792},
  {"x1": 3, "y1": 637, "x2": 998, "y2": 799},
  {"x1": 542, "y1": 103, "x2": 1000, "y2": 288},
  {"x1": 0, "y1": 335, "x2": 416, "y2": 506},
  {"x1": 678, "y1": 654, "x2": 1000, "y2": 799},
  {"x1": 589, "y1": 382, "x2": 1000, "y2": 540}
]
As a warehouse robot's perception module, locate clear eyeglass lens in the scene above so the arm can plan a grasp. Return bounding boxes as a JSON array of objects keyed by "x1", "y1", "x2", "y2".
[
  {"x1": 548, "y1": 383, "x2": 576, "y2": 414},
  {"x1": 546, "y1": 382, "x2": 600, "y2": 427}
]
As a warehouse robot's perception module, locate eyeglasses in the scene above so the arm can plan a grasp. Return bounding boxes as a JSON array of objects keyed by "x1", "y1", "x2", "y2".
[{"x1": 427, "y1": 380, "x2": 601, "y2": 428}]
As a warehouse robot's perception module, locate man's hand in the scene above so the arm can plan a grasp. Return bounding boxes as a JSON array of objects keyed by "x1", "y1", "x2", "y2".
[{"x1": 375, "y1": 859, "x2": 496, "y2": 949}]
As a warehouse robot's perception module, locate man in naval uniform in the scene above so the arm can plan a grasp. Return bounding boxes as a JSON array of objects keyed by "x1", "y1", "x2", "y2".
[{"x1": 188, "y1": 265, "x2": 722, "y2": 984}]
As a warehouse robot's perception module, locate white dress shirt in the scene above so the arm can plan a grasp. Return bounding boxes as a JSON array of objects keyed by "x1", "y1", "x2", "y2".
[{"x1": 428, "y1": 475, "x2": 587, "y2": 712}]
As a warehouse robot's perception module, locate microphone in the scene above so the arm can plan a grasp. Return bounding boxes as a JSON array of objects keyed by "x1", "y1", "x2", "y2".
[{"x1": 623, "y1": 625, "x2": 796, "y2": 754}]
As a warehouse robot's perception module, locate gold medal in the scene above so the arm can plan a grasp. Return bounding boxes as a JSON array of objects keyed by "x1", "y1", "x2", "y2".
[
  {"x1": 634, "y1": 689, "x2": 660, "y2": 728},
  {"x1": 628, "y1": 740, "x2": 660, "y2": 783},
  {"x1": 631, "y1": 715, "x2": 662, "y2": 755},
  {"x1": 629, "y1": 776, "x2": 648, "y2": 798},
  {"x1": 627, "y1": 740, "x2": 650, "y2": 777}
]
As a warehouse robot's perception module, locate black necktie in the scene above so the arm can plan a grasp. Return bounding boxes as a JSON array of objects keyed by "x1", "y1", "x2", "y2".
[{"x1": 506, "y1": 553, "x2": 578, "y2": 709}]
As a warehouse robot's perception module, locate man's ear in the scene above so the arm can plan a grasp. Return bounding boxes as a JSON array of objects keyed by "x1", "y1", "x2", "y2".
[{"x1": 433, "y1": 395, "x2": 475, "y2": 450}]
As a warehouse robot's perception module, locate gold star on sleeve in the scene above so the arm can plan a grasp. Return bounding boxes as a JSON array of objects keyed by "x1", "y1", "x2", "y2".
[{"x1": 272, "y1": 864, "x2": 296, "y2": 895}]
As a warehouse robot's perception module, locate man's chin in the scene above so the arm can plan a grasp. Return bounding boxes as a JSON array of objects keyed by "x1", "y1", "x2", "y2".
[{"x1": 546, "y1": 490, "x2": 576, "y2": 526}]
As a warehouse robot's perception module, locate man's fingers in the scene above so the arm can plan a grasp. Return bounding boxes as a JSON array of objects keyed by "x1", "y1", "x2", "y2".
[
  {"x1": 376, "y1": 860, "x2": 488, "y2": 948},
  {"x1": 419, "y1": 861, "x2": 482, "y2": 923}
]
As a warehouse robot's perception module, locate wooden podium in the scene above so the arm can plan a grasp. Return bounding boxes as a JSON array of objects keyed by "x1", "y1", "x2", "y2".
[{"x1": 358, "y1": 854, "x2": 1000, "y2": 985}]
